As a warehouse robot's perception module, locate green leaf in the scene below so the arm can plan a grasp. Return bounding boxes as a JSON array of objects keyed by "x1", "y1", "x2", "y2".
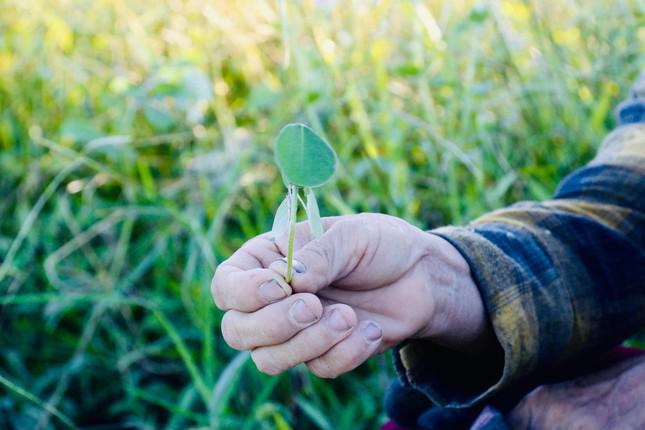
[
  {"x1": 270, "y1": 195, "x2": 290, "y2": 240},
  {"x1": 304, "y1": 187, "x2": 323, "y2": 239},
  {"x1": 274, "y1": 123, "x2": 337, "y2": 187},
  {"x1": 143, "y1": 104, "x2": 176, "y2": 131},
  {"x1": 60, "y1": 117, "x2": 102, "y2": 143}
]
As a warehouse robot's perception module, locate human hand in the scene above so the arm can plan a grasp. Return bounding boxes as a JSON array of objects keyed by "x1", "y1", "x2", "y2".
[
  {"x1": 212, "y1": 213, "x2": 490, "y2": 378},
  {"x1": 507, "y1": 354, "x2": 645, "y2": 430}
]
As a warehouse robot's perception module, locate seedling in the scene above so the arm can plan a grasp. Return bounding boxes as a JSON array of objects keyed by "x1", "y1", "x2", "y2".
[{"x1": 271, "y1": 123, "x2": 337, "y2": 283}]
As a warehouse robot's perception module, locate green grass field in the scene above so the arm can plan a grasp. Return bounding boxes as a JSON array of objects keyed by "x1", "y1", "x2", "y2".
[{"x1": 0, "y1": 0, "x2": 643, "y2": 428}]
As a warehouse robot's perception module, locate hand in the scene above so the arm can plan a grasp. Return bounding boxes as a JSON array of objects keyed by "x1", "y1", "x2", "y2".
[
  {"x1": 211, "y1": 213, "x2": 490, "y2": 378},
  {"x1": 508, "y1": 354, "x2": 645, "y2": 430}
]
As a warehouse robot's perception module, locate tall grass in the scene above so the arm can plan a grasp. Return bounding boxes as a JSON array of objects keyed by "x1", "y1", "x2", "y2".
[{"x1": 0, "y1": 0, "x2": 643, "y2": 428}]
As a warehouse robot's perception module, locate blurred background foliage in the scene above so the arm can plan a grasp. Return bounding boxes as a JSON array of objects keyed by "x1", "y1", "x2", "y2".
[{"x1": 0, "y1": 0, "x2": 643, "y2": 428}]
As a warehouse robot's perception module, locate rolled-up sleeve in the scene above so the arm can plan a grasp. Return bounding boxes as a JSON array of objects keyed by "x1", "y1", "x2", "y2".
[{"x1": 395, "y1": 123, "x2": 645, "y2": 407}]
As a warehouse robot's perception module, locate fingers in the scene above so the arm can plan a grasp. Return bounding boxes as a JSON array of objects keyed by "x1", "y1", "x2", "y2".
[
  {"x1": 269, "y1": 217, "x2": 371, "y2": 293},
  {"x1": 250, "y1": 304, "x2": 357, "y2": 375},
  {"x1": 306, "y1": 319, "x2": 383, "y2": 379},
  {"x1": 212, "y1": 235, "x2": 288, "y2": 312},
  {"x1": 214, "y1": 216, "x2": 363, "y2": 310},
  {"x1": 249, "y1": 308, "x2": 384, "y2": 378},
  {"x1": 221, "y1": 293, "x2": 323, "y2": 351},
  {"x1": 224, "y1": 234, "x2": 285, "y2": 269},
  {"x1": 212, "y1": 266, "x2": 292, "y2": 312}
]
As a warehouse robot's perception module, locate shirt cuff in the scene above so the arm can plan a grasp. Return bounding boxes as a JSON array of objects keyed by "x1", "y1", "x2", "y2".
[{"x1": 394, "y1": 225, "x2": 538, "y2": 407}]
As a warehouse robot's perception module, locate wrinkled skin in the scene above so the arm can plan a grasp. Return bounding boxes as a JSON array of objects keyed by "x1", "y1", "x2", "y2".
[
  {"x1": 211, "y1": 213, "x2": 491, "y2": 378},
  {"x1": 509, "y1": 354, "x2": 645, "y2": 430},
  {"x1": 212, "y1": 212, "x2": 645, "y2": 428}
]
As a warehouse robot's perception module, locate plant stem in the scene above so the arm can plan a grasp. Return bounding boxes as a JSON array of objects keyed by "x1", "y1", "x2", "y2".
[{"x1": 286, "y1": 183, "x2": 298, "y2": 283}]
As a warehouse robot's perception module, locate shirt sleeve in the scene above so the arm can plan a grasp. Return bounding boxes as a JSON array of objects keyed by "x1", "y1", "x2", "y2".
[{"x1": 395, "y1": 123, "x2": 645, "y2": 407}]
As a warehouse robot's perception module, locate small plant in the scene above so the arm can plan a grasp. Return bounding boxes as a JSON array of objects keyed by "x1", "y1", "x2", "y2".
[{"x1": 271, "y1": 123, "x2": 337, "y2": 283}]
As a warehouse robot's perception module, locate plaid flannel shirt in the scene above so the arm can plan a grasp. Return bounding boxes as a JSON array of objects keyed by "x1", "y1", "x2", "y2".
[{"x1": 394, "y1": 122, "x2": 645, "y2": 408}]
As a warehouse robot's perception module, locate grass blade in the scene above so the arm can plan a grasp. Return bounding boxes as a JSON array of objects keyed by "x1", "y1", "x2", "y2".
[
  {"x1": 0, "y1": 372, "x2": 77, "y2": 429},
  {"x1": 294, "y1": 394, "x2": 333, "y2": 430},
  {"x1": 209, "y1": 351, "x2": 250, "y2": 423},
  {"x1": 153, "y1": 308, "x2": 211, "y2": 405}
]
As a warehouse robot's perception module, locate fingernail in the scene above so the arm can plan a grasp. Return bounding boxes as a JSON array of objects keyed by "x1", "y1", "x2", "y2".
[
  {"x1": 362, "y1": 322, "x2": 382, "y2": 342},
  {"x1": 326, "y1": 309, "x2": 351, "y2": 332},
  {"x1": 290, "y1": 299, "x2": 317, "y2": 324},
  {"x1": 292, "y1": 259, "x2": 306, "y2": 274},
  {"x1": 258, "y1": 279, "x2": 288, "y2": 303},
  {"x1": 280, "y1": 257, "x2": 306, "y2": 274}
]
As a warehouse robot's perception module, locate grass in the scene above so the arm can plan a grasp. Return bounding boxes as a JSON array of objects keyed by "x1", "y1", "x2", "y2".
[{"x1": 0, "y1": 0, "x2": 643, "y2": 428}]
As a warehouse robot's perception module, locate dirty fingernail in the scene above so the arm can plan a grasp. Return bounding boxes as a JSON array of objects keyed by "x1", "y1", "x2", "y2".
[
  {"x1": 258, "y1": 279, "x2": 288, "y2": 303},
  {"x1": 362, "y1": 322, "x2": 382, "y2": 342},
  {"x1": 280, "y1": 257, "x2": 306, "y2": 274},
  {"x1": 292, "y1": 259, "x2": 306, "y2": 274},
  {"x1": 326, "y1": 309, "x2": 351, "y2": 332},
  {"x1": 290, "y1": 299, "x2": 317, "y2": 324}
]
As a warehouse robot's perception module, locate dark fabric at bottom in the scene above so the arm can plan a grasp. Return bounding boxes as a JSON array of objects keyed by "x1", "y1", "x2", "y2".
[{"x1": 383, "y1": 346, "x2": 645, "y2": 430}]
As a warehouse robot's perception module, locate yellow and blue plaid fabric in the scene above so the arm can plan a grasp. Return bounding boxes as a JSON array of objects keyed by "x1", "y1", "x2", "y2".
[{"x1": 396, "y1": 123, "x2": 645, "y2": 407}]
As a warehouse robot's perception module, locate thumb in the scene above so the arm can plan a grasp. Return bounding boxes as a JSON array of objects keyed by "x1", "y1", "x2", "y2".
[{"x1": 269, "y1": 217, "x2": 368, "y2": 293}]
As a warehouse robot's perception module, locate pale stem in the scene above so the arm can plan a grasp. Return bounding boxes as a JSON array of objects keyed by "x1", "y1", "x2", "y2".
[{"x1": 286, "y1": 183, "x2": 298, "y2": 283}]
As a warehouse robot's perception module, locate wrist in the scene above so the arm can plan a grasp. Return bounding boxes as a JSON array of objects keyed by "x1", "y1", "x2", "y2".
[{"x1": 414, "y1": 232, "x2": 496, "y2": 356}]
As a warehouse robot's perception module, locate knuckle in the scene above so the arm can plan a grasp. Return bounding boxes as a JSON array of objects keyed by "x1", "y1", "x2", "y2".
[
  {"x1": 246, "y1": 269, "x2": 264, "y2": 285},
  {"x1": 220, "y1": 312, "x2": 245, "y2": 350},
  {"x1": 302, "y1": 243, "x2": 330, "y2": 269},
  {"x1": 354, "y1": 212, "x2": 373, "y2": 224},
  {"x1": 339, "y1": 216, "x2": 371, "y2": 248},
  {"x1": 337, "y1": 217, "x2": 362, "y2": 234}
]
